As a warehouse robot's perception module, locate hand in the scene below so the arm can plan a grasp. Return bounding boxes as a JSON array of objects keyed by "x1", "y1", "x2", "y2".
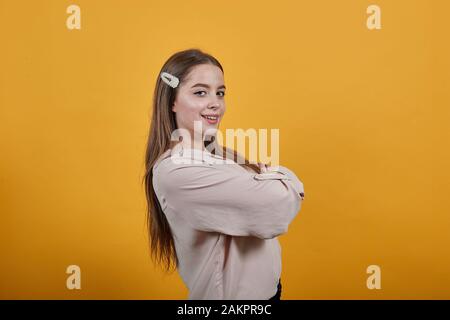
[
  {"x1": 258, "y1": 163, "x2": 283, "y2": 174},
  {"x1": 258, "y1": 163, "x2": 280, "y2": 174},
  {"x1": 257, "y1": 162, "x2": 268, "y2": 173}
]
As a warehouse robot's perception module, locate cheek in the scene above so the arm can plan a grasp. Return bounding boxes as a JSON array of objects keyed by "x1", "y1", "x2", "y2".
[
  {"x1": 177, "y1": 101, "x2": 204, "y2": 122},
  {"x1": 185, "y1": 100, "x2": 204, "y2": 116}
]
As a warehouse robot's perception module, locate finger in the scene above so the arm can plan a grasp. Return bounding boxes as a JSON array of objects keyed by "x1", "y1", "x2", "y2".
[{"x1": 259, "y1": 162, "x2": 267, "y2": 173}]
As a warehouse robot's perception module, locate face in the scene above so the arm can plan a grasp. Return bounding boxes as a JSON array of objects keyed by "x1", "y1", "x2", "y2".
[{"x1": 172, "y1": 64, "x2": 226, "y2": 148}]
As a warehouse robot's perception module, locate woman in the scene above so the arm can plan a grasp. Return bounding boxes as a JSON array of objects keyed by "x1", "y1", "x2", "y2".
[{"x1": 143, "y1": 48, "x2": 305, "y2": 299}]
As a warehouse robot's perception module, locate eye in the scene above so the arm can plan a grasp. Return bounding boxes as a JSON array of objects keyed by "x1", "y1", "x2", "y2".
[
  {"x1": 194, "y1": 91, "x2": 226, "y2": 97},
  {"x1": 194, "y1": 91, "x2": 206, "y2": 96}
]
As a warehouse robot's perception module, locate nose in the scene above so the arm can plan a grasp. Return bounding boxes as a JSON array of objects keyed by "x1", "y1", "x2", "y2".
[
  {"x1": 207, "y1": 100, "x2": 221, "y2": 110},
  {"x1": 207, "y1": 104, "x2": 219, "y2": 110}
]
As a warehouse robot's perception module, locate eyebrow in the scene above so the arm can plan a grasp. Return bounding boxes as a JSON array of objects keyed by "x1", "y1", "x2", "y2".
[{"x1": 191, "y1": 83, "x2": 226, "y2": 90}]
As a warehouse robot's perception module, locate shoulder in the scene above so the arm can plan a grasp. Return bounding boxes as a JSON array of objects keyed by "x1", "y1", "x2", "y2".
[
  {"x1": 152, "y1": 149, "x2": 172, "y2": 173},
  {"x1": 152, "y1": 149, "x2": 216, "y2": 189},
  {"x1": 153, "y1": 149, "x2": 214, "y2": 173}
]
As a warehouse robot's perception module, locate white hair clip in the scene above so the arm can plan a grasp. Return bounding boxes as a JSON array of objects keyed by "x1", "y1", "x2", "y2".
[{"x1": 160, "y1": 71, "x2": 179, "y2": 88}]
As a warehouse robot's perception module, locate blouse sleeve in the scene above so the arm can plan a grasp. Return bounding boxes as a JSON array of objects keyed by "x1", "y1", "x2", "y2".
[
  {"x1": 152, "y1": 158, "x2": 304, "y2": 239},
  {"x1": 264, "y1": 165, "x2": 305, "y2": 199}
]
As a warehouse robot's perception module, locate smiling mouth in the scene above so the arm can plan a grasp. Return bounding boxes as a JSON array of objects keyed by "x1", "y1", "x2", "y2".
[
  {"x1": 201, "y1": 114, "x2": 220, "y2": 124},
  {"x1": 201, "y1": 115, "x2": 219, "y2": 120}
]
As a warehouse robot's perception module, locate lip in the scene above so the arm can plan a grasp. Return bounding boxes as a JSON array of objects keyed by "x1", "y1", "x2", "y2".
[{"x1": 201, "y1": 114, "x2": 220, "y2": 124}]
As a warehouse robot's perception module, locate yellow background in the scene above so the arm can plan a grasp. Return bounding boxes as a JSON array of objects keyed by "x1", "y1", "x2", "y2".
[{"x1": 1, "y1": 0, "x2": 449, "y2": 299}]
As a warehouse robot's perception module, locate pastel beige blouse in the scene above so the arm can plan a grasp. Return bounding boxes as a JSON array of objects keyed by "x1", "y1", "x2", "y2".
[{"x1": 152, "y1": 146, "x2": 304, "y2": 299}]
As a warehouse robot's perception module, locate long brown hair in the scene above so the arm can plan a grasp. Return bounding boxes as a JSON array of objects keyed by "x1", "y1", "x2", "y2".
[{"x1": 142, "y1": 48, "x2": 261, "y2": 273}]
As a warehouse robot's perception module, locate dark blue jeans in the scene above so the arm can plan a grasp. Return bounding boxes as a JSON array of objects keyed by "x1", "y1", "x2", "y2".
[{"x1": 268, "y1": 278, "x2": 282, "y2": 300}]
